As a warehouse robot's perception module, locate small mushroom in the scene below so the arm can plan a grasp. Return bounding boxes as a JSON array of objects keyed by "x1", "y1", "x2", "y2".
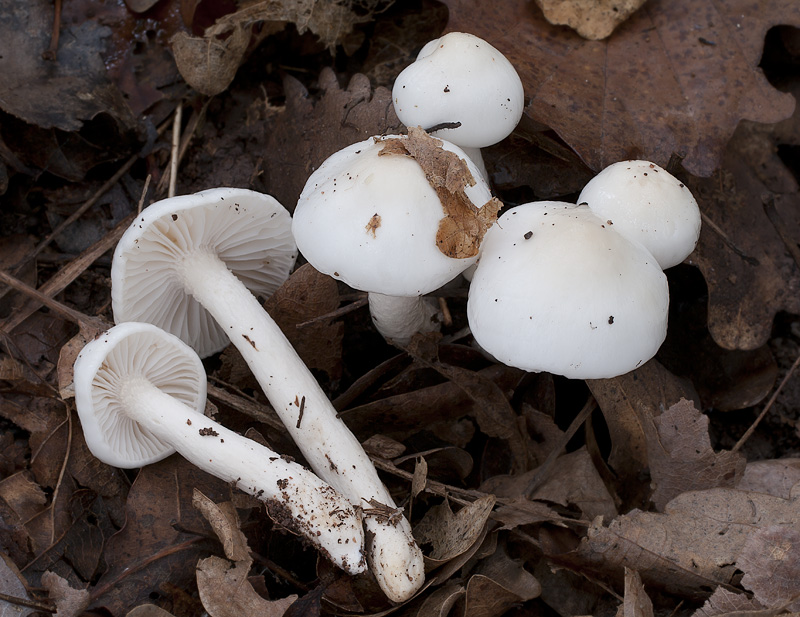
[
  {"x1": 577, "y1": 160, "x2": 701, "y2": 269},
  {"x1": 73, "y1": 322, "x2": 366, "y2": 574},
  {"x1": 392, "y1": 32, "x2": 524, "y2": 178},
  {"x1": 112, "y1": 188, "x2": 423, "y2": 602},
  {"x1": 293, "y1": 133, "x2": 496, "y2": 344},
  {"x1": 467, "y1": 202, "x2": 669, "y2": 379}
]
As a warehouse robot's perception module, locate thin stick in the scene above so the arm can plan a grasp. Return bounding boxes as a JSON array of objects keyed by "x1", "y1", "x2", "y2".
[
  {"x1": 733, "y1": 351, "x2": 800, "y2": 453},
  {"x1": 0, "y1": 591, "x2": 54, "y2": 613},
  {"x1": 137, "y1": 174, "x2": 152, "y2": 215},
  {"x1": 525, "y1": 396, "x2": 597, "y2": 497},
  {"x1": 295, "y1": 296, "x2": 368, "y2": 328},
  {"x1": 0, "y1": 270, "x2": 106, "y2": 333},
  {"x1": 168, "y1": 104, "x2": 182, "y2": 198},
  {"x1": 41, "y1": 0, "x2": 61, "y2": 61}
]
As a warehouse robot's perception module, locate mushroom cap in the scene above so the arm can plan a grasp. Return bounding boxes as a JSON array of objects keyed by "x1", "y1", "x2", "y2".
[
  {"x1": 293, "y1": 135, "x2": 492, "y2": 296},
  {"x1": 112, "y1": 188, "x2": 297, "y2": 358},
  {"x1": 578, "y1": 160, "x2": 701, "y2": 269},
  {"x1": 467, "y1": 202, "x2": 669, "y2": 379},
  {"x1": 74, "y1": 322, "x2": 206, "y2": 468},
  {"x1": 392, "y1": 32, "x2": 524, "y2": 149}
]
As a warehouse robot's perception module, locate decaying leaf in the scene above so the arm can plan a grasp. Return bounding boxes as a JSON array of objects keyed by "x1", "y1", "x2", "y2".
[
  {"x1": 416, "y1": 583, "x2": 465, "y2": 617},
  {"x1": 646, "y1": 399, "x2": 746, "y2": 511},
  {"x1": 0, "y1": 553, "x2": 34, "y2": 617},
  {"x1": 623, "y1": 568, "x2": 654, "y2": 617},
  {"x1": 691, "y1": 587, "x2": 771, "y2": 617},
  {"x1": 41, "y1": 571, "x2": 90, "y2": 617},
  {"x1": 687, "y1": 121, "x2": 800, "y2": 350},
  {"x1": 737, "y1": 526, "x2": 800, "y2": 611},
  {"x1": 196, "y1": 556, "x2": 297, "y2": 617},
  {"x1": 192, "y1": 490, "x2": 250, "y2": 563},
  {"x1": 738, "y1": 459, "x2": 800, "y2": 499},
  {"x1": 546, "y1": 487, "x2": 800, "y2": 599},
  {"x1": 587, "y1": 360, "x2": 699, "y2": 508},
  {"x1": 379, "y1": 127, "x2": 502, "y2": 259},
  {"x1": 534, "y1": 0, "x2": 648, "y2": 40},
  {"x1": 171, "y1": 25, "x2": 251, "y2": 97},
  {"x1": 441, "y1": 0, "x2": 800, "y2": 176},
  {"x1": 414, "y1": 495, "x2": 495, "y2": 564}
]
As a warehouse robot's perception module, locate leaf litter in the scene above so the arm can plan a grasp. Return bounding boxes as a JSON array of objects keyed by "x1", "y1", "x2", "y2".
[{"x1": 0, "y1": 0, "x2": 799, "y2": 616}]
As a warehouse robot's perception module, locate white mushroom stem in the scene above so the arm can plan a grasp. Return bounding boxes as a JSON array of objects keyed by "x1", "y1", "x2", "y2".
[
  {"x1": 115, "y1": 376, "x2": 365, "y2": 574},
  {"x1": 178, "y1": 251, "x2": 424, "y2": 603},
  {"x1": 368, "y1": 293, "x2": 441, "y2": 345}
]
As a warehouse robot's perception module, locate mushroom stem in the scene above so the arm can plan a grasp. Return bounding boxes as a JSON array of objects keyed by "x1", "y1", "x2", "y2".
[
  {"x1": 368, "y1": 293, "x2": 441, "y2": 345},
  {"x1": 116, "y1": 376, "x2": 366, "y2": 574},
  {"x1": 179, "y1": 251, "x2": 424, "y2": 602}
]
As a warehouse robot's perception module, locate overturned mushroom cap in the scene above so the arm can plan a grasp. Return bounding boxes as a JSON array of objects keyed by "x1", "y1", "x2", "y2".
[
  {"x1": 293, "y1": 134, "x2": 494, "y2": 297},
  {"x1": 392, "y1": 32, "x2": 524, "y2": 149},
  {"x1": 112, "y1": 188, "x2": 297, "y2": 358},
  {"x1": 468, "y1": 203, "x2": 669, "y2": 379},
  {"x1": 74, "y1": 321, "x2": 206, "y2": 468},
  {"x1": 578, "y1": 160, "x2": 701, "y2": 269}
]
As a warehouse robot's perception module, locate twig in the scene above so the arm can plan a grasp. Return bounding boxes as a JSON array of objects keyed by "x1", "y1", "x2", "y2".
[
  {"x1": 525, "y1": 396, "x2": 597, "y2": 497},
  {"x1": 137, "y1": 174, "x2": 152, "y2": 215},
  {"x1": 733, "y1": 350, "x2": 800, "y2": 453},
  {"x1": 700, "y1": 211, "x2": 759, "y2": 266},
  {"x1": 41, "y1": 0, "x2": 61, "y2": 61},
  {"x1": 295, "y1": 295, "x2": 368, "y2": 328},
  {"x1": 168, "y1": 104, "x2": 182, "y2": 198},
  {"x1": 0, "y1": 591, "x2": 55, "y2": 613}
]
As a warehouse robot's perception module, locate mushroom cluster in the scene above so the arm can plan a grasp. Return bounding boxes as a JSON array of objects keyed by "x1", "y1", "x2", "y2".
[{"x1": 467, "y1": 161, "x2": 701, "y2": 379}]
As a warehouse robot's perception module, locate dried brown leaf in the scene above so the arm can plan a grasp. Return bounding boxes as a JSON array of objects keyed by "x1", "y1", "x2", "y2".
[
  {"x1": 471, "y1": 543, "x2": 541, "y2": 604},
  {"x1": 379, "y1": 127, "x2": 502, "y2": 259},
  {"x1": 171, "y1": 26, "x2": 251, "y2": 97},
  {"x1": 547, "y1": 488, "x2": 800, "y2": 599},
  {"x1": 361, "y1": 435, "x2": 406, "y2": 460},
  {"x1": 196, "y1": 556, "x2": 297, "y2": 617},
  {"x1": 414, "y1": 495, "x2": 495, "y2": 564},
  {"x1": 738, "y1": 459, "x2": 800, "y2": 499},
  {"x1": 192, "y1": 490, "x2": 250, "y2": 563},
  {"x1": 534, "y1": 0, "x2": 647, "y2": 40},
  {"x1": 623, "y1": 568, "x2": 654, "y2": 617},
  {"x1": 41, "y1": 571, "x2": 90, "y2": 617},
  {"x1": 412, "y1": 457, "x2": 428, "y2": 500},
  {"x1": 0, "y1": 471, "x2": 47, "y2": 522},
  {"x1": 0, "y1": 553, "x2": 33, "y2": 617},
  {"x1": 416, "y1": 583, "x2": 465, "y2": 617},
  {"x1": 687, "y1": 121, "x2": 800, "y2": 350},
  {"x1": 441, "y1": 0, "x2": 800, "y2": 176},
  {"x1": 646, "y1": 399, "x2": 746, "y2": 511},
  {"x1": 738, "y1": 526, "x2": 800, "y2": 611},
  {"x1": 692, "y1": 587, "x2": 772, "y2": 617},
  {"x1": 587, "y1": 360, "x2": 699, "y2": 508},
  {"x1": 126, "y1": 605, "x2": 178, "y2": 617}
]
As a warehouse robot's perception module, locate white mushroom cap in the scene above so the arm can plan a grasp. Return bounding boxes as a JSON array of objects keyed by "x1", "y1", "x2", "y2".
[
  {"x1": 577, "y1": 160, "x2": 701, "y2": 269},
  {"x1": 467, "y1": 203, "x2": 669, "y2": 379},
  {"x1": 112, "y1": 188, "x2": 297, "y2": 358},
  {"x1": 293, "y1": 134, "x2": 493, "y2": 297},
  {"x1": 74, "y1": 321, "x2": 205, "y2": 468},
  {"x1": 392, "y1": 32, "x2": 524, "y2": 149}
]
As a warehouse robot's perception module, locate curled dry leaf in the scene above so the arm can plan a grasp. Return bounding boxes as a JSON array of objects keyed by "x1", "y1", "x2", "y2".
[
  {"x1": 416, "y1": 583, "x2": 465, "y2": 617},
  {"x1": 623, "y1": 568, "x2": 654, "y2": 617},
  {"x1": 534, "y1": 0, "x2": 648, "y2": 40},
  {"x1": 414, "y1": 495, "x2": 495, "y2": 565},
  {"x1": 192, "y1": 490, "x2": 250, "y2": 563},
  {"x1": 378, "y1": 127, "x2": 502, "y2": 259},
  {"x1": 441, "y1": 0, "x2": 800, "y2": 176},
  {"x1": 737, "y1": 526, "x2": 800, "y2": 612},
  {"x1": 171, "y1": 25, "x2": 251, "y2": 97},
  {"x1": 197, "y1": 556, "x2": 298, "y2": 617}
]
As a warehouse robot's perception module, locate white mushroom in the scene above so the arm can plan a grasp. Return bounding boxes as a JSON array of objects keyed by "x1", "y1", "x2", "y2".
[
  {"x1": 73, "y1": 322, "x2": 366, "y2": 574},
  {"x1": 467, "y1": 202, "x2": 669, "y2": 379},
  {"x1": 293, "y1": 132, "x2": 499, "y2": 344},
  {"x1": 392, "y1": 32, "x2": 524, "y2": 178},
  {"x1": 111, "y1": 188, "x2": 424, "y2": 602},
  {"x1": 577, "y1": 160, "x2": 701, "y2": 269}
]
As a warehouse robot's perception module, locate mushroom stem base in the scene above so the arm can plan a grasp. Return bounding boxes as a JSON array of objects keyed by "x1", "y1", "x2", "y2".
[{"x1": 368, "y1": 293, "x2": 441, "y2": 345}]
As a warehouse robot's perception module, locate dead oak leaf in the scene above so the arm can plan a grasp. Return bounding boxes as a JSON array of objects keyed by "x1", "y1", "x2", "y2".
[
  {"x1": 686, "y1": 120, "x2": 800, "y2": 351},
  {"x1": 737, "y1": 526, "x2": 800, "y2": 612},
  {"x1": 379, "y1": 127, "x2": 502, "y2": 259},
  {"x1": 441, "y1": 0, "x2": 800, "y2": 176},
  {"x1": 546, "y1": 488, "x2": 800, "y2": 599},
  {"x1": 646, "y1": 399, "x2": 746, "y2": 511},
  {"x1": 535, "y1": 0, "x2": 647, "y2": 40}
]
